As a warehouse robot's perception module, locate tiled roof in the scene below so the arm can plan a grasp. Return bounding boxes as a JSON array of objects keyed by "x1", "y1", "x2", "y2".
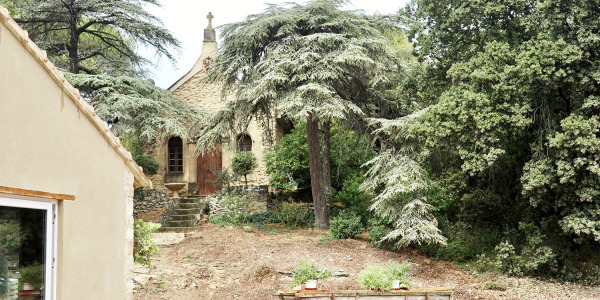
[{"x1": 0, "y1": 6, "x2": 152, "y2": 188}]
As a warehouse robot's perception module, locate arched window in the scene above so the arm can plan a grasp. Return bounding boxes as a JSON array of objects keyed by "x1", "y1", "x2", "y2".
[
  {"x1": 237, "y1": 134, "x2": 252, "y2": 152},
  {"x1": 168, "y1": 137, "x2": 183, "y2": 173}
]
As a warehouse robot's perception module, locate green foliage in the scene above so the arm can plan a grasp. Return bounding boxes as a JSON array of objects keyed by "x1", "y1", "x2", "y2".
[
  {"x1": 368, "y1": 218, "x2": 396, "y2": 250},
  {"x1": 0, "y1": 221, "x2": 22, "y2": 255},
  {"x1": 291, "y1": 259, "x2": 332, "y2": 287},
  {"x1": 265, "y1": 124, "x2": 309, "y2": 190},
  {"x1": 231, "y1": 151, "x2": 258, "y2": 186},
  {"x1": 357, "y1": 261, "x2": 412, "y2": 291},
  {"x1": 133, "y1": 219, "x2": 161, "y2": 266},
  {"x1": 329, "y1": 210, "x2": 364, "y2": 239},
  {"x1": 0, "y1": 254, "x2": 7, "y2": 297},
  {"x1": 121, "y1": 130, "x2": 159, "y2": 175},
  {"x1": 64, "y1": 72, "x2": 203, "y2": 141},
  {"x1": 7, "y1": 0, "x2": 180, "y2": 75},
  {"x1": 273, "y1": 202, "x2": 310, "y2": 227},
  {"x1": 215, "y1": 193, "x2": 251, "y2": 226},
  {"x1": 133, "y1": 155, "x2": 159, "y2": 175},
  {"x1": 330, "y1": 175, "x2": 372, "y2": 223},
  {"x1": 18, "y1": 263, "x2": 43, "y2": 291},
  {"x1": 376, "y1": 0, "x2": 600, "y2": 281}
]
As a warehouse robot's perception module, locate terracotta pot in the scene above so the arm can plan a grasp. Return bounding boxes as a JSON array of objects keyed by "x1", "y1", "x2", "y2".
[{"x1": 305, "y1": 279, "x2": 317, "y2": 290}]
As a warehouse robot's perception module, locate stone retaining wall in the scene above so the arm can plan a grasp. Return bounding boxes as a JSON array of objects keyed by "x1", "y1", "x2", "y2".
[
  {"x1": 207, "y1": 185, "x2": 270, "y2": 216},
  {"x1": 133, "y1": 188, "x2": 171, "y2": 216}
]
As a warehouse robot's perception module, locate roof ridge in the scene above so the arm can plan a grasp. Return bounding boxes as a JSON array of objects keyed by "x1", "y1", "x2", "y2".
[{"x1": 0, "y1": 6, "x2": 151, "y2": 188}]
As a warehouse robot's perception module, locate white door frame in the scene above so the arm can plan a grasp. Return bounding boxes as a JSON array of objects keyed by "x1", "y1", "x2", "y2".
[{"x1": 0, "y1": 196, "x2": 57, "y2": 300}]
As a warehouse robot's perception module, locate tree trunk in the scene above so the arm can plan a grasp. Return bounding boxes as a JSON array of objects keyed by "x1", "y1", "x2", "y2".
[
  {"x1": 69, "y1": 6, "x2": 79, "y2": 73},
  {"x1": 320, "y1": 120, "x2": 331, "y2": 200},
  {"x1": 307, "y1": 114, "x2": 328, "y2": 228}
]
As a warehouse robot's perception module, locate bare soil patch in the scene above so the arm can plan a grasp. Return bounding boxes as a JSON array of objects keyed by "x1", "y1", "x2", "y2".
[{"x1": 133, "y1": 223, "x2": 599, "y2": 299}]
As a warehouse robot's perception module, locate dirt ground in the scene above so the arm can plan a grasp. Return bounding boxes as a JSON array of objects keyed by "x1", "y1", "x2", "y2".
[{"x1": 133, "y1": 222, "x2": 599, "y2": 300}]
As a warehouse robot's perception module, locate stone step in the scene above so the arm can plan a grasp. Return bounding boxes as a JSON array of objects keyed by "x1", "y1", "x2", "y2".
[
  {"x1": 170, "y1": 208, "x2": 203, "y2": 214},
  {"x1": 172, "y1": 202, "x2": 202, "y2": 209},
  {"x1": 153, "y1": 232, "x2": 185, "y2": 245},
  {"x1": 178, "y1": 197, "x2": 200, "y2": 204},
  {"x1": 158, "y1": 226, "x2": 198, "y2": 233},
  {"x1": 168, "y1": 214, "x2": 202, "y2": 221},
  {"x1": 164, "y1": 219, "x2": 199, "y2": 227}
]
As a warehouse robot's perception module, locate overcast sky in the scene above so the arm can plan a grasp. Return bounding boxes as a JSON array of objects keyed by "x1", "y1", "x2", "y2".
[{"x1": 143, "y1": 0, "x2": 410, "y2": 89}]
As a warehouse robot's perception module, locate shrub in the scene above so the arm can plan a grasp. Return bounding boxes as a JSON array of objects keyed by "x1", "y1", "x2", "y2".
[
  {"x1": 133, "y1": 154, "x2": 159, "y2": 175},
  {"x1": 369, "y1": 225, "x2": 393, "y2": 249},
  {"x1": 216, "y1": 193, "x2": 251, "y2": 226},
  {"x1": 231, "y1": 151, "x2": 258, "y2": 185},
  {"x1": 134, "y1": 219, "x2": 161, "y2": 266},
  {"x1": 247, "y1": 211, "x2": 278, "y2": 224},
  {"x1": 273, "y1": 202, "x2": 310, "y2": 227},
  {"x1": 330, "y1": 210, "x2": 364, "y2": 239},
  {"x1": 291, "y1": 259, "x2": 332, "y2": 288},
  {"x1": 330, "y1": 175, "x2": 371, "y2": 222},
  {"x1": 357, "y1": 261, "x2": 412, "y2": 290}
]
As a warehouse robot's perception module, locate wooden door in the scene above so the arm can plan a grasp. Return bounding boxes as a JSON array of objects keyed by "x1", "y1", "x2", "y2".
[{"x1": 196, "y1": 143, "x2": 222, "y2": 195}]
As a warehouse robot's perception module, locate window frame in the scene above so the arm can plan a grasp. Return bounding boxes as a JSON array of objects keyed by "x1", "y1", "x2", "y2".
[
  {"x1": 0, "y1": 196, "x2": 57, "y2": 300},
  {"x1": 167, "y1": 137, "x2": 184, "y2": 173},
  {"x1": 236, "y1": 134, "x2": 253, "y2": 152}
]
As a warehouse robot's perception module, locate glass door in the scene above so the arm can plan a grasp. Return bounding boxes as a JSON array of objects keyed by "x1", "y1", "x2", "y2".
[{"x1": 0, "y1": 197, "x2": 56, "y2": 300}]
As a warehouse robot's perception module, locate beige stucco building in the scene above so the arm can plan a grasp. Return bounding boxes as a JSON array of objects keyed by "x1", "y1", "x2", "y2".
[
  {"x1": 0, "y1": 6, "x2": 150, "y2": 300},
  {"x1": 149, "y1": 14, "x2": 289, "y2": 197}
]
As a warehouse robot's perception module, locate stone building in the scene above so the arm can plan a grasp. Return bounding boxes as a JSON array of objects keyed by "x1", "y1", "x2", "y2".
[
  {"x1": 0, "y1": 6, "x2": 151, "y2": 299},
  {"x1": 149, "y1": 13, "x2": 290, "y2": 197}
]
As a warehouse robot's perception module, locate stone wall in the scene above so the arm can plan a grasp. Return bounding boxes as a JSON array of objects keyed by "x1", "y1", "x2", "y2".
[
  {"x1": 207, "y1": 185, "x2": 270, "y2": 216},
  {"x1": 133, "y1": 188, "x2": 171, "y2": 217}
]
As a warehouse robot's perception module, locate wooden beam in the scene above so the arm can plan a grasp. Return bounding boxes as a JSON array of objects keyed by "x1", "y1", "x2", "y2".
[{"x1": 0, "y1": 186, "x2": 75, "y2": 201}]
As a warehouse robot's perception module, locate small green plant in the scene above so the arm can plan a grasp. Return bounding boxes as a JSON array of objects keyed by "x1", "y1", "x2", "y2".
[
  {"x1": 481, "y1": 279, "x2": 509, "y2": 291},
  {"x1": 134, "y1": 219, "x2": 161, "y2": 266},
  {"x1": 134, "y1": 154, "x2": 159, "y2": 175},
  {"x1": 231, "y1": 151, "x2": 258, "y2": 186},
  {"x1": 18, "y1": 263, "x2": 44, "y2": 291},
  {"x1": 273, "y1": 202, "x2": 310, "y2": 227},
  {"x1": 329, "y1": 210, "x2": 364, "y2": 239},
  {"x1": 357, "y1": 261, "x2": 412, "y2": 291},
  {"x1": 291, "y1": 259, "x2": 333, "y2": 288},
  {"x1": 219, "y1": 193, "x2": 250, "y2": 225}
]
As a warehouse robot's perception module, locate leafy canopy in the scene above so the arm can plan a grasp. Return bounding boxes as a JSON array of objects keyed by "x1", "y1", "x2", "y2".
[
  {"x1": 5, "y1": 0, "x2": 180, "y2": 75},
  {"x1": 197, "y1": 0, "x2": 406, "y2": 151}
]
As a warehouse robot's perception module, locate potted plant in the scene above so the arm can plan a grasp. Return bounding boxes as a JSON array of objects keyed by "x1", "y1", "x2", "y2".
[
  {"x1": 291, "y1": 259, "x2": 332, "y2": 290},
  {"x1": 18, "y1": 263, "x2": 43, "y2": 297},
  {"x1": 388, "y1": 261, "x2": 412, "y2": 290},
  {"x1": 357, "y1": 261, "x2": 412, "y2": 291}
]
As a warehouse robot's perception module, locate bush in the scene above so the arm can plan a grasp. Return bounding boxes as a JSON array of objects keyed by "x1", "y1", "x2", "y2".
[
  {"x1": 369, "y1": 224, "x2": 393, "y2": 249},
  {"x1": 330, "y1": 210, "x2": 364, "y2": 239},
  {"x1": 216, "y1": 193, "x2": 251, "y2": 226},
  {"x1": 247, "y1": 211, "x2": 278, "y2": 224},
  {"x1": 273, "y1": 202, "x2": 310, "y2": 227},
  {"x1": 134, "y1": 219, "x2": 161, "y2": 266},
  {"x1": 133, "y1": 154, "x2": 159, "y2": 175},
  {"x1": 291, "y1": 259, "x2": 332, "y2": 287},
  {"x1": 330, "y1": 175, "x2": 372, "y2": 223},
  {"x1": 357, "y1": 261, "x2": 412, "y2": 291}
]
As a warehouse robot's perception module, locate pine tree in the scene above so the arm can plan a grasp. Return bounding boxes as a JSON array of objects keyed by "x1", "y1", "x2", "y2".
[
  {"x1": 197, "y1": 0, "x2": 406, "y2": 228},
  {"x1": 65, "y1": 72, "x2": 203, "y2": 142},
  {"x1": 4, "y1": 0, "x2": 179, "y2": 75}
]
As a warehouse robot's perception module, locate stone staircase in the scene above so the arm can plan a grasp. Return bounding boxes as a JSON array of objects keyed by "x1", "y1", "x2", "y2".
[{"x1": 158, "y1": 195, "x2": 208, "y2": 233}]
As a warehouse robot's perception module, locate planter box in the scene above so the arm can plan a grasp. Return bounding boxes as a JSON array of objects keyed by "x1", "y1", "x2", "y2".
[{"x1": 277, "y1": 287, "x2": 454, "y2": 300}]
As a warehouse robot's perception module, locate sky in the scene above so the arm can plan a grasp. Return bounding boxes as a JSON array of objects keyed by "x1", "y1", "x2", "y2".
[{"x1": 143, "y1": 0, "x2": 410, "y2": 89}]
